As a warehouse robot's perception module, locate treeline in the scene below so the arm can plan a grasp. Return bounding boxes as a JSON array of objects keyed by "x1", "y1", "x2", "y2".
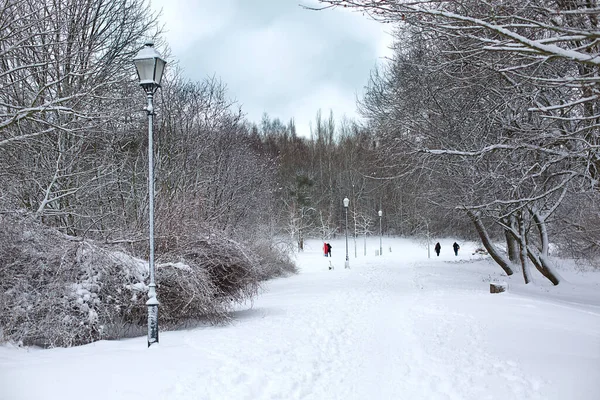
[
  {"x1": 0, "y1": 0, "x2": 281, "y2": 248},
  {"x1": 0, "y1": 0, "x2": 458, "y2": 256},
  {"x1": 250, "y1": 111, "x2": 463, "y2": 247},
  {"x1": 315, "y1": 0, "x2": 600, "y2": 283}
]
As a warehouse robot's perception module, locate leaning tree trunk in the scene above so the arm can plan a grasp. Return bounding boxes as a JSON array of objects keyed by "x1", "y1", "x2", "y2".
[
  {"x1": 517, "y1": 211, "x2": 532, "y2": 284},
  {"x1": 527, "y1": 250, "x2": 560, "y2": 285},
  {"x1": 530, "y1": 210, "x2": 562, "y2": 285},
  {"x1": 467, "y1": 210, "x2": 514, "y2": 276},
  {"x1": 504, "y1": 223, "x2": 562, "y2": 286},
  {"x1": 504, "y1": 215, "x2": 520, "y2": 263}
]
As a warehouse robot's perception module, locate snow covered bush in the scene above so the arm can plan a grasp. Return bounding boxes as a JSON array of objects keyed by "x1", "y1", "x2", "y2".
[
  {"x1": 154, "y1": 260, "x2": 227, "y2": 327},
  {"x1": 0, "y1": 213, "x2": 297, "y2": 347},
  {"x1": 250, "y1": 239, "x2": 298, "y2": 280},
  {"x1": 155, "y1": 232, "x2": 296, "y2": 328},
  {"x1": 0, "y1": 214, "x2": 147, "y2": 347}
]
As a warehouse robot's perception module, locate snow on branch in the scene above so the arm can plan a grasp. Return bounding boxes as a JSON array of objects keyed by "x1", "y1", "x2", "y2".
[
  {"x1": 528, "y1": 96, "x2": 599, "y2": 112},
  {"x1": 318, "y1": 1, "x2": 600, "y2": 64},
  {"x1": 424, "y1": 143, "x2": 569, "y2": 158}
]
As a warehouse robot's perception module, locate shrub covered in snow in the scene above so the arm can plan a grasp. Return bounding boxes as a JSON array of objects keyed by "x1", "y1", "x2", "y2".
[
  {"x1": 0, "y1": 213, "x2": 296, "y2": 347},
  {"x1": 0, "y1": 214, "x2": 145, "y2": 347},
  {"x1": 249, "y1": 239, "x2": 298, "y2": 280},
  {"x1": 155, "y1": 233, "x2": 297, "y2": 328}
]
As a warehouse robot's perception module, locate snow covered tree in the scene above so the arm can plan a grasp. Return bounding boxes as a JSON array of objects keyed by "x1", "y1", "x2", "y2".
[
  {"x1": 332, "y1": 1, "x2": 598, "y2": 283},
  {"x1": 0, "y1": 0, "x2": 160, "y2": 235}
]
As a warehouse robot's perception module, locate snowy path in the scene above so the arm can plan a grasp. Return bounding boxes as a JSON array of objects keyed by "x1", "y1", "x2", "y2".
[{"x1": 1, "y1": 238, "x2": 599, "y2": 400}]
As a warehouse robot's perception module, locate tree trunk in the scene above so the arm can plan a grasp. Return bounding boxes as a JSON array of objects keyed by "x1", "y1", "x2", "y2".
[
  {"x1": 504, "y1": 217, "x2": 562, "y2": 286},
  {"x1": 530, "y1": 210, "x2": 561, "y2": 285},
  {"x1": 467, "y1": 210, "x2": 514, "y2": 276},
  {"x1": 526, "y1": 250, "x2": 560, "y2": 285},
  {"x1": 518, "y1": 211, "x2": 532, "y2": 284},
  {"x1": 504, "y1": 215, "x2": 520, "y2": 263}
]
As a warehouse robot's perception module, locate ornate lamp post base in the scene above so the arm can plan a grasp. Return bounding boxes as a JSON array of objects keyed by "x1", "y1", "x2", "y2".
[
  {"x1": 147, "y1": 283, "x2": 159, "y2": 347},
  {"x1": 147, "y1": 304, "x2": 159, "y2": 347}
]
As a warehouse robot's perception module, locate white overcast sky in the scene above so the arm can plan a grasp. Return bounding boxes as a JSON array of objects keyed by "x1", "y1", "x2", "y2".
[{"x1": 149, "y1": 0, "x2": 394, "y2": 137}]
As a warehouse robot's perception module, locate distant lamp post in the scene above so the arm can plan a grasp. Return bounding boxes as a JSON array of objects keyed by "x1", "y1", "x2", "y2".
[
  {"x1": 423, "y1": 217, "x2": 431, "y2": 259},
  {"x1": 343, "y1": 197, "x2": 350, "y2": 269},
  {"x1": 378, "y1": 210, "x2": 383, "y2": 256},
  {"x1": 134, "y1": 41, "x2": 166, "y2": 347}
]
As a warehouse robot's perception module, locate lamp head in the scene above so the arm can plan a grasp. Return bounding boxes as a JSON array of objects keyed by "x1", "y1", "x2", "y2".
[{"x1": 133, "y1": 41, "x2": 167, "y2": 94}]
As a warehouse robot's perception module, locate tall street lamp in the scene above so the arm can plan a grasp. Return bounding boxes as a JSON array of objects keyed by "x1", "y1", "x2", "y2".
[
  {"x1": 343, "y1": 197, "x2": 350, "y2": 269},
  {"x1": 134, "y1": 41, "x2": 166, "y2": 347},
  {"x1": 378, "y1": 210, "x2": 383, "y2": 256}
]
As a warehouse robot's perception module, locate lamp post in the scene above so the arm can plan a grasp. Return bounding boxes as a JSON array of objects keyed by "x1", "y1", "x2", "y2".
[
  {"x1": 343, "y1": 197, "x2": 350, "y2": 269},
  {"x1": 134, "y1": 41, "x2": 166, "y2": 347},
  {"x1": 422, "y1": 217, "x2": 431, "y2": 259},
  {"x1": 378, "y1": 210, "x2": 383, "y2": 256}
]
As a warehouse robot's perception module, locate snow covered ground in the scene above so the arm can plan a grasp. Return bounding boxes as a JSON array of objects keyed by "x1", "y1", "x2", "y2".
[{"x1": 1, "y1": 237, "x2": 599, "y2": 400}]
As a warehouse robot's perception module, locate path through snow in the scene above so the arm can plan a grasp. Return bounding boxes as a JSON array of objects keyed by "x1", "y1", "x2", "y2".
[{"x1": 1, "y1": 238, "x2": 598, "y2": 400}]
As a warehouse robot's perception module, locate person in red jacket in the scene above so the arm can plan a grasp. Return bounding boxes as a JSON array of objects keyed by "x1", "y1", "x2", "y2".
[{"x1": 324, "y1": 242, "x2": 328, "y2": 257}]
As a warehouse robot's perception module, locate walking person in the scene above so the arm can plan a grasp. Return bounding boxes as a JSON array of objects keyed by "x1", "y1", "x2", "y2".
[
  {"x1": 434, "y1": 242, "x2": 441, "y2": 257},
  {"x1": 327, "y1": 243, "x2": 332, "y2": 257},
  {"x1": 453, "y1": 242, "x2": 460, "y2": 256},
  {"x1": 323, "y1": 242, "x2": 328, "y2": 257}
]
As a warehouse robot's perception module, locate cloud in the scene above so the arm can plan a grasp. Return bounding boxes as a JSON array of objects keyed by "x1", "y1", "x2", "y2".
[
  {"x1": 150, "y1": 0, "x2": 393, "y2": 137},
  {"x1": 152, "y1": 0, "x2": 237, "y2": 51}
]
